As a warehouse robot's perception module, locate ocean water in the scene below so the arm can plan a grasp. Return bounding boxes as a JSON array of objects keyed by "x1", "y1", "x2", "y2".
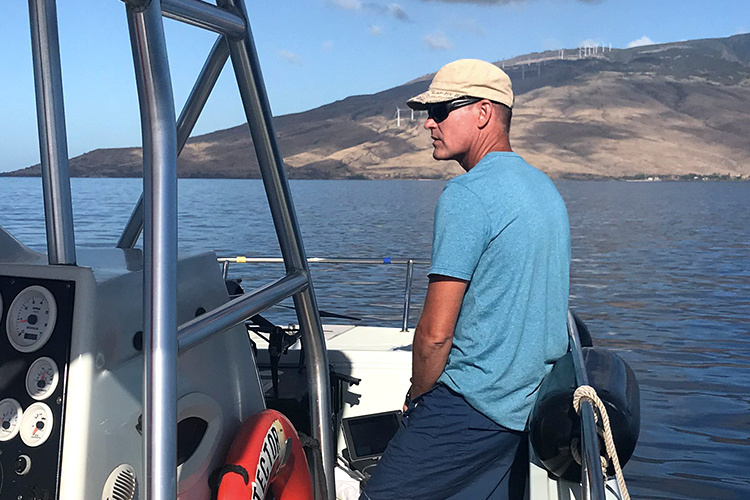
[{"x1": 1, "y1": 177, "x2": 748, "y2": 499}]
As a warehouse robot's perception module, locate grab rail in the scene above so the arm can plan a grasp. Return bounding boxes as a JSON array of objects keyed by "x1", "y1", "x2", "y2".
[
  {"x1": 29, "y1": 0, "x2": 76, "y2": 265},
  {"x1": 567, "y1": 311, "x2": 607, "y2": 500},
  {"x1": 218, "y1": 256, "x2": 430, "y2": 331},
  {"x1": 127, "y1": 4, "x2": 180, "y2": 499},
  {"x1": 161, "y1": 0, "x2": 246, "y2": 38},
  {"x1": 178, "y1": 270, "x2": 309, "y2": 352},
  {"x1": 118, "y1": 36, "x2": 230, "y2": 249}
]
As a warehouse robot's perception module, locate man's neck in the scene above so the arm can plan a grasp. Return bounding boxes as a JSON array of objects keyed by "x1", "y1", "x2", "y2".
[{"x1": 460, "y1": 140, "x2": 513, "y2": 172}]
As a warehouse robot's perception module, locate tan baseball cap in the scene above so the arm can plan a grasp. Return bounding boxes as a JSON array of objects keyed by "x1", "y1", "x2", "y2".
[{"x1": 407, "y1": 59, "x2": 514, "y2": 110}]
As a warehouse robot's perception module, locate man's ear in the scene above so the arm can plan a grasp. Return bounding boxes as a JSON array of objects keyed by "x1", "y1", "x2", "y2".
[{"x1": 476, "y1": 100, "x2": 493, "y2": 129}]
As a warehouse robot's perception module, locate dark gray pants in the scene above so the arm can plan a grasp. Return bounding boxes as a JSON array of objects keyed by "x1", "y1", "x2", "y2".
[{"x1": 360, "y1": 384, "x2": 528, "y2": 500}]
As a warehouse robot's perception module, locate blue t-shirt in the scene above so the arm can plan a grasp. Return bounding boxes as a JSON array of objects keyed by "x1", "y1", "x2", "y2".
[{"x1": 430, "y1": 151, "x2": 570, "y2": 431}]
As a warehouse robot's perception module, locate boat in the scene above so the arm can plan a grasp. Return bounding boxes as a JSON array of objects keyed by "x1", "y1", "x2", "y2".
[{"x1": 0, "y1": 1, "x2": 639, "y2": 499}]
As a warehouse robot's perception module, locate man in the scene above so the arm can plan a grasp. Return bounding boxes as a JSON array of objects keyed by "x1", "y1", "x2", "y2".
[{"x1": 361, "y1": 59, "x2": 571, "y2": 499}]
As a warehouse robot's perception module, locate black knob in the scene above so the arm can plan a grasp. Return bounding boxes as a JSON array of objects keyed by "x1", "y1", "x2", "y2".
[{"x1": 15, "y1": 455, "x2": 31, "y2": 475}]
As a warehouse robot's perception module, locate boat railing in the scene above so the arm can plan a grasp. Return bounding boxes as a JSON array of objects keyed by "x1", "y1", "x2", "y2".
[
  {"x1": 567, "y1": 311, "x2": 608, "y2": 500},
  {"x1": 218, "y1": 256, "x2": 431, "y2": 332}
]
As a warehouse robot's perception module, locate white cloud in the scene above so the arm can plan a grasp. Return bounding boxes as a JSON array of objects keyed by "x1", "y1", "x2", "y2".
[
  {"x1": 329, "y1": 0, "x2": 362, "y2": 10},
  {"x1": 388, "y1": 3, "x2": 409, "y2": 21},
  {"x1": 627, "y1": 36, "x2": 655, "y2": 48},
  {"x1": 278, "y1": 50, "x2": 303, "y2": 65},
  {"x1": 424, "y1": 32, "x2": 452, "y2": 50},
  {"x1": 322, "y1": 40, "x2": 335, "y2": 51},
  {"x1": 370, "y1": 25, "x2": 384, "y2": 36}
]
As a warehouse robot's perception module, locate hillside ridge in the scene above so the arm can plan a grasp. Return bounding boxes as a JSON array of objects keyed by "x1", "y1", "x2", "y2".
[{"x1": 5, "y1": 33, "x2": 750, "y2": 180}]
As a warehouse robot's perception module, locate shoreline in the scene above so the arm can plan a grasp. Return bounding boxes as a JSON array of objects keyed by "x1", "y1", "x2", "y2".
[{"x1": 1, "y1": 172, "x2": 748, "y2": 181}]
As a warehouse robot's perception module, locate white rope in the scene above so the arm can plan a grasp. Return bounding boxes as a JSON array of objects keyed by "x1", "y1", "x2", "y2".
[{"x1": 572, "y1": 385, "x2": 631, "y2": 500}]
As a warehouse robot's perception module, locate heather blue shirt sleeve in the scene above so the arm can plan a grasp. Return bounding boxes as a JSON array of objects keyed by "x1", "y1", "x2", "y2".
[{"x1": 429, "y1": 182, "x2": 489, "y2": 281}]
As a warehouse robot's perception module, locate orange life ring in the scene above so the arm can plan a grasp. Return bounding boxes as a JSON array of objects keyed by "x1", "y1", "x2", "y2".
[{"x1": 216, "y1": 409, "x2": 314, "y2": 500}]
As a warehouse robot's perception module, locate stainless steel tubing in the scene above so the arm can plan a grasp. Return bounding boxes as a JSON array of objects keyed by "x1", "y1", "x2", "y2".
[
  {"x1": 567, "y1": 311, "x2": 589, "y2": 383},
  {"x1": 118, "y1": 36, "x2": 229, "y2": 249},
  {"x1": 28, "y1": 0, "x2": 76, "y2": 265},
  {"x1": 176, "y1": 36, "x2": 230, "y2": 150},
  {"x1": 127, "y1": 1, "x2": 179, "y2": 499},
  {"x1": 162, "y1": 0, "x2": 246, "y2": 39},
  {"x1": 177, "y1": 270, "x2": 309, "y2": 352},
  {"x1": 401, "y1": 259, "x2": 414, "y2": 332},
  {"x1": 117, "y1": 192, "x2": 145, "y2": 249},
  {"x1": 219, "y1": 256, "x2": 428, "y2": 332},
  {"x1": 217, "y1": 256, "x2": 431, "y2": 266},
  {"x1": 218, "y1": 0, "x2": 334, "y2": 496},
  {"x1": 567, "y1": 311, "x2": 607, "y2": 500},
  {"x1": 579, "y1": 403, "x2": 605, "y2": 500}
]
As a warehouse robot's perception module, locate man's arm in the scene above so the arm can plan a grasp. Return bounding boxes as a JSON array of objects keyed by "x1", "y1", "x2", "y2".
[{"x1": 410, "y1": 275, "x2": 468, "y2": 400}]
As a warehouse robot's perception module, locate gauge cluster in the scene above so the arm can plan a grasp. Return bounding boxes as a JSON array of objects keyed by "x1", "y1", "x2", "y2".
[{"x1": 0, "y1": 275, "x2": 75, "y2": 499}]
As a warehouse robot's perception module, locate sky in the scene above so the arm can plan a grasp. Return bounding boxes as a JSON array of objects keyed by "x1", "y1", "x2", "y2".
[{"x1": 1, "y1": 0, "x2": 748, "y2": 173}]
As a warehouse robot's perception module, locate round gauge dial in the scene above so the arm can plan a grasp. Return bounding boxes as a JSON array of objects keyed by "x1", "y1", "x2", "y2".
[
  {"x1": 0, "y1": 398, "x2": 23, "y2": 442},
  {"x1": 26, "y1": 357, "x2": 60, "y2": 401},
  {"x1": 20, "y1": 402, "x2": 54, "y2": 447},
  {"x1": 6, "y1": 285, "x2": 57, "y2": 353}
]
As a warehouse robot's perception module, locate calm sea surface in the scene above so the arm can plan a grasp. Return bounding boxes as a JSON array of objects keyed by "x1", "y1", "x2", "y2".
[{"x1": 1, "y1": 178, "x2": 748, "y2": 499}]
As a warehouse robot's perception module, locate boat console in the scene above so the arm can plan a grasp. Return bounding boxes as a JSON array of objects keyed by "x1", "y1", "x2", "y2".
[{"x1": 0, "y1": 230, "x2": 265, "y2": 499}]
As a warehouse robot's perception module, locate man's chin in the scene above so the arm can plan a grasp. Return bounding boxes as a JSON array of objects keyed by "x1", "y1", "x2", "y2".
[{"x1": 432, "y1": 151, "x2": 452, "y2": 162}]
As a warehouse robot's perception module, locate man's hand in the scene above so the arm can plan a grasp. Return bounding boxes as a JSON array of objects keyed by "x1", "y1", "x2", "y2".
[{"x1": 410, "y1": 275, "x2": 467, "y2": 399}]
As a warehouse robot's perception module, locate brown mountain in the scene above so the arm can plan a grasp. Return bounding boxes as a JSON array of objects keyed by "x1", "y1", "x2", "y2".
[{"x1": 5, "y1": 33, "x2": 750, "y2": 180}]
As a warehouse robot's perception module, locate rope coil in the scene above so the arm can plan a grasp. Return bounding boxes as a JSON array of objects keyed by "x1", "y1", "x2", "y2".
[{"x1": 572, "y1": 385, "x2": 631, "y2": 500}]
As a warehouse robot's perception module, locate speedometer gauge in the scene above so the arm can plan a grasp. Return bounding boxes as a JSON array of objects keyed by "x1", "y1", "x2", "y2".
[{"x1": 6, "y1": 285, "x2": 57, "y2": 353}]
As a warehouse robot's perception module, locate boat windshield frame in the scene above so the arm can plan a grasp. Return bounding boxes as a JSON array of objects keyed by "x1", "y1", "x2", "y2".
[{"x1": 25, "y1": 0, "x2": 333, "y2": 498}]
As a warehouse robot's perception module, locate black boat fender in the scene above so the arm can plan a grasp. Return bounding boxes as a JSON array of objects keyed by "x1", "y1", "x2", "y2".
[
  {"x1": 572, "y1": 310, "x2": 593, "y2": 347},
  {"x1": 529, "y1": 347, "x2": 640, "y2": 481}
]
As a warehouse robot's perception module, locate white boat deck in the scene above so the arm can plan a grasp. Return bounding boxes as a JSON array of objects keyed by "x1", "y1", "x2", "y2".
[
  {"x1": 253, "y1": 323, "x2": 626, "y2": 500},
  {"x1": 252, "y1": 324, "x2": 413, "y2": 420}
]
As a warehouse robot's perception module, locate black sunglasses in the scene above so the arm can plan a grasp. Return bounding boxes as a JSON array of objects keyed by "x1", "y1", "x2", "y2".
[{"x1": 427, "y1": 97, "x2": 482, "y2": 123}]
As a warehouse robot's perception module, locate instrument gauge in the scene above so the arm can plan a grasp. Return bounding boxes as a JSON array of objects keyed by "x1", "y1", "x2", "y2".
[
  {"x1": 20, "y1": 402, "x2": 54, "y2": 447},
  {"x1": 6, "y1": 285, "x2": 57, "y2": 353},
  {"x1": 26, "y1": 357, "x2": 60, "y2": 401},
  {"x1": 0, "y1": 398, "x2": 23, "y2": 442}
]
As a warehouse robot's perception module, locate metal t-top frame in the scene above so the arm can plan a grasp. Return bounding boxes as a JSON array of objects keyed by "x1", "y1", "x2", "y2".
[{"x1": 28, "y1": 0, "x2": 334, "y2": 498}]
